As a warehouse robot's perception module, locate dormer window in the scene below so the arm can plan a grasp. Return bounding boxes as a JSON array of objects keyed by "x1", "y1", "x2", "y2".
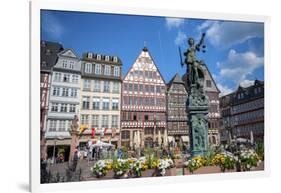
[
  {"x1": 113, "y1": 57, "x2": 118, "y2": 63},
  {"x1": 105, "y1": 56, "x2": 109, "y2": 61},
  {"x1": 46, "y1": 49, "x2": 51, "y2": 55},
  {"x1": 88, "y1": 52, "x2": 93, "y2": 59},
  {"x1": 97, "y1": 54, "x2": 101, "y2": 60}
]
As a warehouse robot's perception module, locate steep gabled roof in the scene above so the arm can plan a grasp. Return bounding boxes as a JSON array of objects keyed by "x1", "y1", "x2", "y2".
[
  {"x1": 167, "y1": 73, "x2": 185, "y2": 89},
  {"x1": 40, "y1": 40, "x2": 64, "y2": 72}
]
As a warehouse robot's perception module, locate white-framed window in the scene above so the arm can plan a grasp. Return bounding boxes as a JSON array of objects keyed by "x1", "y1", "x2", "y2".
[
  {"x1": 51, "y1": 103, "x2": 59, "y2": 112},
  {"x1": 102, "y1": 98, "x2": 110, "y2": 110},
  {"x1": 69, "y1": 104, "x2": 76, "y2": 113},
  {"x1": 52, "y1": 87, "x2": 60, "y2": 96},
  {"x1": 95, "y1": 64, "x2": 101, "y2": 74},
  {"x1": 103, "y1": 81, "x2": 110, "y2": 92},
  {"x1": 102, "y1": 115, "x2": 109, "y2": 128},
  {"x1": 88, "y1": 52, "x2": 93, "y2": 59},
  {"x1": 60, "y1": 103, "x2": 68, "y2": 112},
  {"x1": 62, "y1": 88, "x2": 69, "y2": 97},
  {"x1": 97, "y1": 55, "x2": 101, "y2": 60},
  {"x1": 112, "y1": 115, "x2": 118, "y2": 128},
  {"x1": 62, "y1": 60, "x2": 68, "y2": 68},
  {"x1": 83, "y1": 79, "x2": 91, "y2": 91},
  {"x1": 112, "y1": 98, "x2": 119, "y2": 110},
  {"x1": 81, "y1": 115, "x2": 89, "y2": 125},
  {"x1": 113, "y1": 57, "x2": 118, "y2": 63},
  {"x1": 69, "y1": 61, "x2": 74, "y2": 69},
  {"x1": 105, "y1": 56, "x2": 109, "y2": 61},
  {"x1": 93, "y1": 80, "x2": 101, "y2": 92},
  {"x1": 113, "y1": 66, "x2": 120, "y2": 76},
  {"x1": 54, "y1": 72, "x2": 61, "y2": 82},
  {"x1": 104, "y1": 65, "x2": 111, "y2": 75},
  {"x1": 112, "y1": 82, "x2": 120, "y2": 93},
  {"x1": 82, "y1": 96, "x2": 90, "y2": 109},
  {"x1": 70, "y1": 88, "x2": 78, "y2": 98},
  {"x1": 91, "y1": 115, "x2": 99, "y2": 128},
  {"x1": 49, "y1": 120, "x2": 57, "y2": 131},
  {"x1": 92, "y1": 97, "x2": 100, "y2": 110},
  {"x1": 58, "y1": 120, "x2": 66, "y2": 131},
  {"x1": 63, "y1": 74, "x2": 70, "y2": 82},
  {"x1": 72, "y1": 75, "x2": 79, "y2": 83},
  {"x1": 84, "y1": 63, "x2": 92, "y2": 73}
]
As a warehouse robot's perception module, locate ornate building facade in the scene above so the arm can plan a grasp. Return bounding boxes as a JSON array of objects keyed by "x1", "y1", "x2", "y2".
[
  {"x1": 220, "y1": 80, "x2": 264, "y2": 143},
  {"x1": 45, "y1": 49, "x2": 81, "y2": 161},
  {"x1": 79, "y1": 52, "x2": 122, "y2": 148},
  {"x1": 40, "y1": 41, "x2": 63, "y2": 158},
  {"x1": 183, "y1": 62, "x2": 221, "y2": 146},
  {"x1": 166, "y1": 73, "x2": 189, "y2": 147},
  {"x1": 121, "y1": 47, "x2": 167, "y2": 149}
]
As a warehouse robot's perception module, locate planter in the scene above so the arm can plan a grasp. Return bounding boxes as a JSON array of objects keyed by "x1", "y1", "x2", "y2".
[
  {"x1": 174, "y1": 159, "x2": 183, "y2": 168},
  {"x1": 184, "y1": 166, "x2": 221, "y2": 175},
  {"x1": 140, "y1": 169, "x2": 156, "y2": 177},
  {"x1": 165, "y1": 167, "x2": 177, "y2": 176}
]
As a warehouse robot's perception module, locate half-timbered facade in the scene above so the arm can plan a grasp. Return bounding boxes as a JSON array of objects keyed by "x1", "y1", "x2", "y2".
[
  {"x1": 166, "y1": 73, "x2": 189, "y2": 148},
  {"x1": 40, "y1": 41, "x2": 63, "y2": 158},
  {"x1": 121, "y1": 47, "x2": 167, "y2": 149}
]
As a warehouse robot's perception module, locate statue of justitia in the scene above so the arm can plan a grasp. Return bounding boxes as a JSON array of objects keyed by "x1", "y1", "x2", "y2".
[{"x1": 183, "y1": 33, "x2": 206, "y2": 87}]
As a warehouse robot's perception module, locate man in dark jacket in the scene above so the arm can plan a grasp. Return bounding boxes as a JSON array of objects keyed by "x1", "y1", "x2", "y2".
[{"x1": 72, "y1": 150, "x2": 79, "y2": 171}]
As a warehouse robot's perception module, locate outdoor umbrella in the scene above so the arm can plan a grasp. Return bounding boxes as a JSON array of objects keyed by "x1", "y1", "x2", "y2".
[
  {"x1": 250, "y1": 130, "x2": 254, "y2": 145},
  {"x1": 163, "y1": 129, "x2": 168, "y2": 147},
  {"x1": 158, "y1": 129, "x2": 161, "y2": 147}
]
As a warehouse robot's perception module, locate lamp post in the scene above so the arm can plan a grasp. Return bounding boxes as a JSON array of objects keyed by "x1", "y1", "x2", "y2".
[{"x1": 52, "y1": 135, "x2": 64, "y2": 165}]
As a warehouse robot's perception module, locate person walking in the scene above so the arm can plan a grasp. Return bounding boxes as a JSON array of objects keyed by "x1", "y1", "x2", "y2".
[{"x1": 72, "y1": 149, "x2": 79, "y2": 171}]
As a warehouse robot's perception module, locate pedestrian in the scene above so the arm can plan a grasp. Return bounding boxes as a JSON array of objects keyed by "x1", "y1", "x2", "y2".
[{"x1": 72, "y1": 149, "x2": 79, "y2": 171}]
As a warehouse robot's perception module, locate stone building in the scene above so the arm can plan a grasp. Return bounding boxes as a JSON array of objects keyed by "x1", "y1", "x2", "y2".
[
  {"x1": 40, "y1": 41, "x2": 63, "y2": 158},
  {"x1": 45, "y1": 48, "x2": 81, "y2": 161},
  {"x1": 220, "y1": 80, "x2": 264, "y2": 143},
  {"x1": 166, "y1": 73, "x2": 189, "y2": 148},
  {"x1": 79, "y1": 52, "x2": 122, "y2": 148},
  {"x1": 121, "y1": 47, "x2": 167, "y2": 149},
  {"x1": 182, "y1": 62, "x2": 221, "y2": 146}
]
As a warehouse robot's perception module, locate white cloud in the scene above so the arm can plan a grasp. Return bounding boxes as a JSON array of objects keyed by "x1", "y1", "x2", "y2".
[
  {"x1": 42, "y1": 12, "x2": 64, "y2": 39},
  {"x1": 198, "y1": 21, "x2": 263, "y2": 47},
  {"x1": 175, "y1": 31, "x2": 187, "y2": 46},
  {"x1": 218, "y1": 49, "x2": 263, "y2": 86},
  {"x1": 165, "y1": 17, "x2": 184, "y2": 30},
  {"x1": 240, "y1": 79, "x2": 255, "y2": 87},
  {"x1": 217, "y1": 83, "x2": 233, "y2": 96}
]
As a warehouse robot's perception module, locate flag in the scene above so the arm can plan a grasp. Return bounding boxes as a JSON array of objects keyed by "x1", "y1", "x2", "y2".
[
  {"x1": 79, "y1": 125, "x2": 88, "y2": 136},
  {"x1": 91, "y1": 128, "x2": 95, "y2": 138}
]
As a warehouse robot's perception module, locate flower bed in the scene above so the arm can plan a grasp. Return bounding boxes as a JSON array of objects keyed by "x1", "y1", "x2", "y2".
[{"x1": 211, "y1": 152, "x2": 236, "y2": 172}]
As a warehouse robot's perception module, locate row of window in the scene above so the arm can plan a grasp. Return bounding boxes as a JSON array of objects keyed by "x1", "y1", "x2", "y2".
[
  {"x1": 52, "y1": 87, "x2": 78, "y2": 98},
  {"x1": 48, "y1": 119, "x2": 71, "y2": 132},
  {"x1": 82, "y1": 96, "x2": 119, "y2": 110},
  {"x1": 232, "y1": 109, "x2": 264, "y2": 125},
  {"x1": 123, "y1": 83, "x2": 165, "y2": 93},
  {"x1": 233, "y1": 122, "x2": 264, "y2": 136},
  {"x1": 232, "y1": 98, "x2": 264, "y2": 114},
  {"x1": 84, "y1": 63, "x2": 120, "y2": 77},
  {"x1": 62, "y1": 60, "x2": 75, "y2": 70},
  {"x1": 127, "y1": 70, "x2": 159, "y2": 80},
  {"x1": 121, "y1": 112, "x2": 166, "y2": 122},
  {"x1": 80, "y1": 114, "x2": 119, "y2": 128},
  {"x1": 53, "y1": 72, "x2": 79, "y2": 83},
  {"x1": 50, "y1": 103, "x2": 77, "y2": 113},
  {"x1": 83, "y1": 79, "x2": 120, "y2": 93},
  {"x1": 87, "y1": 53, "x2": 119, "y2": 63},
  {"x1": 122, "y1": 96, "x2": 166, "y2": 106},
  {"x1": 121, "y1": 128, "x2": 165, "y2": 140}
]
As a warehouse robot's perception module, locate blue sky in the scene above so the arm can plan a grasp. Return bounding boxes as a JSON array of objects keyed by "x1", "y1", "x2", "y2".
[{"x1": 41, "y1": 10, "x2": 264, "y2": 96}]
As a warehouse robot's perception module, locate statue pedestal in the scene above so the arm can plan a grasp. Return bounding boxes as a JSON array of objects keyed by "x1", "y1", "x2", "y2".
[
  {"x1": 188, "y1": 105, "x2": 209, "y2": 157},
  {"x1": 69, "y1": 130, "x2": 79, "y2": 161}
]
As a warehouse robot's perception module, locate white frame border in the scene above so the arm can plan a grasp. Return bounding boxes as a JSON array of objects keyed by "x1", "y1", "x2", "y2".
[{"x1": 30, "y1": 0, "x2": 271, "y2": 192}]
